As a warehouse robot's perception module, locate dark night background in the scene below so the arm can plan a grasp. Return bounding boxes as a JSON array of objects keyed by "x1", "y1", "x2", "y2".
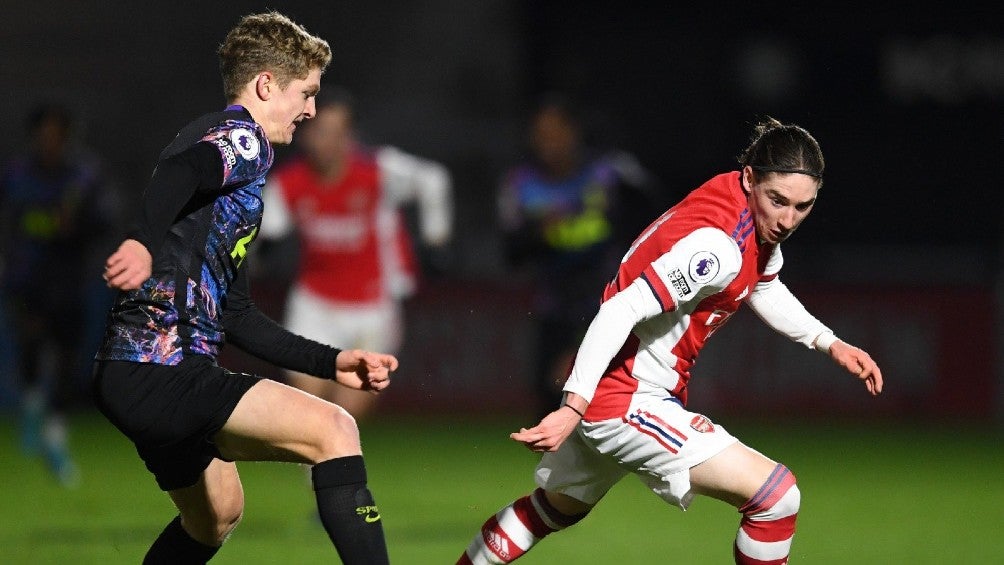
[{"x1": 3, "y1": 1, "x2": 1002, "y2": 419}]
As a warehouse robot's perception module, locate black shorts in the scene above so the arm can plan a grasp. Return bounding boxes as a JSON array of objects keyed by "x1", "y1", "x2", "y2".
[{"x1": 91, "y1": 356, "x2": 261, "y2": 491}]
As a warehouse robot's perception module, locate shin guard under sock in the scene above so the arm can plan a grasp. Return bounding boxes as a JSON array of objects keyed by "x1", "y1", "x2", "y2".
[
  {"x1": 734, "y1": 464, "x2": 800, "y2": 564},
  {"x1": 458, "y1": 488, "x2": 587, "y2": 564},
  {"x1": 312, "y1": 455, "x2": 389, "y2": 565}
]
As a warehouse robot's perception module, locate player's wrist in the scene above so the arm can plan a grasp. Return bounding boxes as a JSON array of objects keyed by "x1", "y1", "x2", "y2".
[
  {"x1": 561, "y1": 391, "x2": 589, "y2": 418},
  {"x1": 813, "y1": 331, "x2": 838, "y2": 354},
  {"x1": 561, "y1": 404, "x2": 585, "y2": 418}
]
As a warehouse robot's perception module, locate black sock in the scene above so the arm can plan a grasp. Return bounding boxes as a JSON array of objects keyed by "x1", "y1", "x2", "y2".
[
  {"x1": 312, "y1": 455, "x2": 389, "y2": 565},
  {"x1": 143, "y1": 515, "x2": 220, "y2": 564}
]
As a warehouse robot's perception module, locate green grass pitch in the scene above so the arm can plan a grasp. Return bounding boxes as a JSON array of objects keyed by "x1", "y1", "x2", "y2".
[{"x1": 1, "y1": 412, "x2": 1002, "y2": 563}]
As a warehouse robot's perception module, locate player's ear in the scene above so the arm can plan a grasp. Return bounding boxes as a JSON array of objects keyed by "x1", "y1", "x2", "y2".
[
  {"x1": 255, "y1": 72, "x2": 273, "y2": 101},
  {"x1": 742, "y1": 166, "x2": 755, "y2": 194}
]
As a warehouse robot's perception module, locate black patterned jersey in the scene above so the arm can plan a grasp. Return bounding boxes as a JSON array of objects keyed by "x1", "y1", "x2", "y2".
[{"x1": 97, "y1": 108, "x2": 273, "y2": 364}]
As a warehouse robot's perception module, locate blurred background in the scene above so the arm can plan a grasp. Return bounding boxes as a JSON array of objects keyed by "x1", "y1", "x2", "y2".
[{"x1": 1, "y1": 0, "x2": 1002, "y2": 425}]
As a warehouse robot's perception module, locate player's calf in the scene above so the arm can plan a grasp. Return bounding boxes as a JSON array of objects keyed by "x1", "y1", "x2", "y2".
[
  {"x1": 458, "y1": 488, "x2": 588, "y2": 564},
  {"x1": 143, "y1": 515, "x2": 222, "y2": 564},
  {"x1": 733, "y1": 463, "x2": 800, "y2": 565},
  {"x1": 312, "y1": 454, "x2": 389, "y2": 565}
]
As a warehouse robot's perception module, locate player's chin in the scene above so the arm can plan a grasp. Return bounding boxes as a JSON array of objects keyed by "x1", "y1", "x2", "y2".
[{"x1": 271, "y1": 127, "x2": 295, "y2": 145}]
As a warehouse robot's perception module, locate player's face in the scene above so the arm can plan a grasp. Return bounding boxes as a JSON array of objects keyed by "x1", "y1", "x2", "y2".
[
  {"x1": 744, "y1": 166, "x2": 819, "y2": 244},
  {"x1": 531, "y1": 108, "x2": 579, "y2": 174},
  {"x1": 263, "y1": 67, "x2": 323, "y2": 145},
  {"x1": 301, "y1": 105, "x2": 353, "y2": 171}
]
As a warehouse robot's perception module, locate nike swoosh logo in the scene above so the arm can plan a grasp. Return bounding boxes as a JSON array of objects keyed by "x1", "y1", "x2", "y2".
[{"x1": 357, "y1": 505, "x2": 381, "y2": 523}]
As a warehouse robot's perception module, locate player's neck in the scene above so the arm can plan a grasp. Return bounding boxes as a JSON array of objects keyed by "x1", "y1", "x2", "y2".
[{"x1": 313, "y1": 160, "x2": 348, "y2": 184}]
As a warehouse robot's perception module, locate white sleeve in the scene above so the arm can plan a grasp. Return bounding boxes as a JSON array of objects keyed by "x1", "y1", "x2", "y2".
[
  {"x1": 259, "y1": 178, "x2": 294, "y2": 239},
  {"x1": 562, "y1": 278, "x2": 663, "y2": 402},
  {"x1": 746, "y1": 277, "x2": 838, "y2": 352},
  {"x1": 763, "y1": 244, "x2": 783, "y2": 277},
  {"x1": 646, "y1": 227, "x2": 743, "y2": 310},
  {"x1": 376, "y1": 145, "x2": 453, "y2": 246},
  {"x1": 562, "y1": 227, "x2": 741, "y2": 402}
]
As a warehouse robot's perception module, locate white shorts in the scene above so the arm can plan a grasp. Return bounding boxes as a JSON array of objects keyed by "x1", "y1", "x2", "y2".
[
  {"x1": 535, "y1": 381, "x2": 737, "y2": 510},
  {"x1": 284, "y1": 285, "x2": 403, "y2": 354}
]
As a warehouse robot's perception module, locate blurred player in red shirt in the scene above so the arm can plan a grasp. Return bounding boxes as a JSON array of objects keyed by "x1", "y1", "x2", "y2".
[
  {"x1": 459, "y1": 118, "x2": 882, "y2": 564},
  {"x1": 260, "y1": 87, "x2": 452, "y2": 418}
]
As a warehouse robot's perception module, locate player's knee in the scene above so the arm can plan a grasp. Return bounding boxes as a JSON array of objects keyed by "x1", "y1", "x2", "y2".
[
  {"x1": 774, "y1": 467, "x2": 799, "y2": 516},
  {"x1": 742, "y1": 465, "x2": 799, "y2": 520},
  {"x1": 544, "y1": 489, "x2": 593, "y2": 519},
  {"x1": 182, "y1": 502, "x2": 244, "y2": 546},
  {"x1": 212, "y1": 507, "x2": 244, "y2": 545},
  {"x1": 768, "y1": 482, "x2": 800, "y2": 518},
  {"x1": 310, "y1": 404, "x2": 361, "y2": 463}
]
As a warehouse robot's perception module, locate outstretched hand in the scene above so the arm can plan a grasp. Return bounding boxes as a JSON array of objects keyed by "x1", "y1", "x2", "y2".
[
  {"x1": 334, "y1": 349, "x2": 399, "y2": 393},
  {"x1": 104, "y1": 239, "x2": 152, "y2": 290},
  {"x1": 829, "y1": 340, "x2": 883, "y2": 396},
  {"x1": 511, "y1": 405, "x2": 583, "y2": 452}
]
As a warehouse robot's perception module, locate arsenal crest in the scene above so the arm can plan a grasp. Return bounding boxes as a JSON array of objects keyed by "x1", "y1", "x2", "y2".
[{"x1": 690, "y1": 414, "x2": 715, "y2": 433}]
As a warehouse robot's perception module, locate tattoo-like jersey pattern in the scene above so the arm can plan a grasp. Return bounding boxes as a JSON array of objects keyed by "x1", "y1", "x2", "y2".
[{"x1": 98, "y1": 112, "x2": 273, "y2": 364}]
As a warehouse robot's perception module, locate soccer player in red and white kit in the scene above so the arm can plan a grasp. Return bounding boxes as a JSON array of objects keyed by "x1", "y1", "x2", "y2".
[
  {"x1": 458, "y1": 118, "x2": 883, "y2": 565},
  {"x1": 260, "y1": 87, "x2": 451, "y2": 418}
]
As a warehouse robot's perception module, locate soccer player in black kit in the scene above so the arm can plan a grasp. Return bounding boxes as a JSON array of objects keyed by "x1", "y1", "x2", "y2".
[{"x1": 91, "y1": 12, "x2": 396, "y2": 564}]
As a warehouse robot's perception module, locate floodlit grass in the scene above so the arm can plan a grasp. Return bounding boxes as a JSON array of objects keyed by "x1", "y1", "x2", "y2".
[{"x1": 1, "y1": 412, "x2": 1002, "y2": 563}]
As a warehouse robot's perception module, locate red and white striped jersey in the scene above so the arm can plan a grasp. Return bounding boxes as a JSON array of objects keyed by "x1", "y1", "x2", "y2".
[{"x1": 564, "y1": 171, "x2": 784, "y2": 419}]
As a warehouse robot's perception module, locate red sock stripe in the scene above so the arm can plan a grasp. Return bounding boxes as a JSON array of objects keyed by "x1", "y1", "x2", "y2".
[
  {"x1": 741, "y1": 513, "x2": 798, "y2": 543},
  {"x1": 457, "y1": 553, "x2": 474, "y2": 565},
  {"x1": 513, "y1": 494, "x2": 553, "y2": 538}
]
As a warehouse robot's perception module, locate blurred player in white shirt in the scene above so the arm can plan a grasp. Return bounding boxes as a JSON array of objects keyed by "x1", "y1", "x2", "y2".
[
  {"x1": 260, "y1": 87, "x2": 451, "y2": 417},
  {"x1": 458, "y1": 118, "x2": 882, "y2": 565}
]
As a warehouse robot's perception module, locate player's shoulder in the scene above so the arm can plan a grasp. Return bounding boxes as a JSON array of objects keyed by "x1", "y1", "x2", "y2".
[
  {"x1": 680, "y1": 225, "x2": 737, "y2": 248},
  {"x1": 662, "y1": 227, "x2": 742, "y2": 294},
  {"x1": 667, "y1": 226, "x2": 742, "y2": 272},
  {"x1": 160, "y1": 108, "x2": 267, "y2": 163},
  {"x1": 670, "y1": 173, "x2": 748, "y2": 226}
]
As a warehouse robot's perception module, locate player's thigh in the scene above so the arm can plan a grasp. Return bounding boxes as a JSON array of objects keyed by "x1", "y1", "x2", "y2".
[
  {"x1": 583, "y1": 392, "x2": 738, "y2": 510},
  {"x1": 688, "y1": 441, "x2": 778, "y2": 508},
  {"x1": 214, "y1": 379, "x2": 360, "y2": 464}
]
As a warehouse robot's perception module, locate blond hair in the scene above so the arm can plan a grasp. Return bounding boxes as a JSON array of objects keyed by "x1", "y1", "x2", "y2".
[{"x1": 218, "y1": 11, "x2": 332, "y2": 101}]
